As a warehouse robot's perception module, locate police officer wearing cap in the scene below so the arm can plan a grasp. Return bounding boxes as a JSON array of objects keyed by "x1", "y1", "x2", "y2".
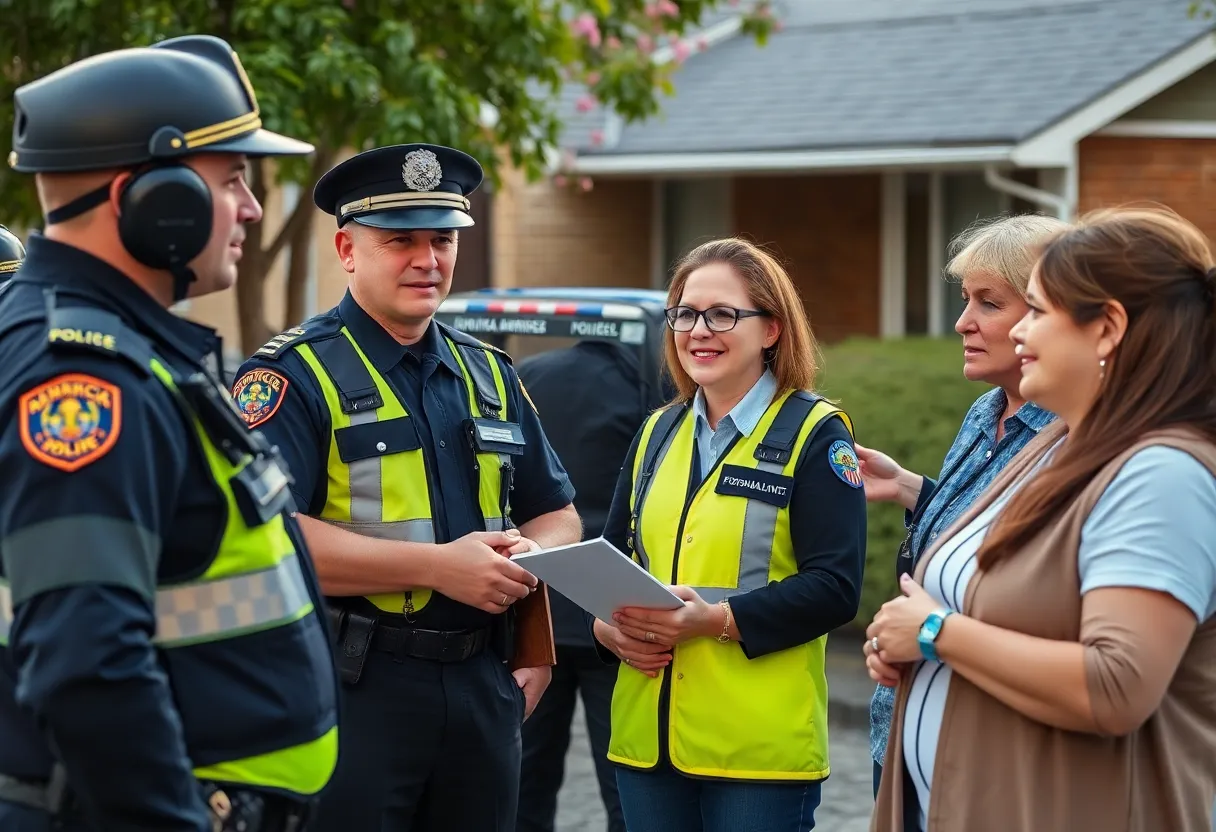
[
  {"x1": 0, "y1": 35, "x2": 338, "y2": 831},
  {"x1": 232, "y1": 144, "x2": 581, "y2": 831},
  {"x1": 0, "y1": 225, "x2": 26, "y2": 285}
]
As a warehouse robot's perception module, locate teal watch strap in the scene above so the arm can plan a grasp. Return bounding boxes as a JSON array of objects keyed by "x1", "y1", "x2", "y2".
[{"x1": 917, "y1": 608, "x2": 954, "y2": 662}]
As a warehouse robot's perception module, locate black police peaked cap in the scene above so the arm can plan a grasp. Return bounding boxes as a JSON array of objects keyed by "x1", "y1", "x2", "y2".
[
  {"x1": 313, "y1": 144, "x2": 484, "y2": 231},
  {"x1": 0, "y1": 225, "x2": 25, "y2": 274},
  {"x1": 8, "y1": 34, "x2": 313, "y2": 173}
]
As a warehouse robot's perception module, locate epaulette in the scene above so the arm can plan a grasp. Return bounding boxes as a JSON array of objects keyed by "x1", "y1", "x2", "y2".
[
  {"x1": 436, "y1": 319, "x2": 514, "y2": 364},
  {"x1": 45, "y1": 299, "x2": 154, "y2": 377},
  {"x1": 253, "y1": 314, "x2": 337, "y2": 360}
]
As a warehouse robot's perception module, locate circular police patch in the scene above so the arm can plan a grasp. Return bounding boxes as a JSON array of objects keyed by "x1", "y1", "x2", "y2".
[
  {"x1": 19, "y1": 373, "x2": 121, "y2": 472},
  {"x1": 232, "y1": 369, "x2": 288, "y2": 428},
  {"x1": 828, "y1": 439, "x2": 863, "y2": 488}
]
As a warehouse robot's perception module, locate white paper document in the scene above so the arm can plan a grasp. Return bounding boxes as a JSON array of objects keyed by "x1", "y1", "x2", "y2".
[{"x1": 511, "y1": 537, "x2": 685, "y2": 623}]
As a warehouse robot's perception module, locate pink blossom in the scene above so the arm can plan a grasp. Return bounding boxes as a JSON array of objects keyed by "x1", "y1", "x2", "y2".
[
  {"x1": 658, "y1": 0, "x2": 679, "y2": 17},
  {"x1": 585, "y1": 71, "x2": 601, "y2": 86},
  {"x1": 570, "y1": 13, "x2": 602, "y2": 48},
  {"x1": 645, "y1": 1, "x2": 660, "y2": 18},
  {"x1": 607, "y1": 35, "x2": 622, "y2": 49},
  {"x1": 728, "y1": 0, "x2": 740, "y2": 6},
  {"x1": 589, "y1": 129, "x2": 604, "y2": 146},
  {"x1": 554, "y1": 174, "x2": 568, "y2": 188},
  {"x1": 579, "y1": 177, "x2": 594, "y2": 192},
  {"x1": 696, "y1": 36, "x2": 709, "y2": 51},
  {"x1": 575, "y1": 94, "x2": 596, "y2": 113},
  {"x1": 637, "y1": 33, "x2": 653, "y2": 54},
  {"x1": 672, "y1": 39, "x2": 691, "y2": 63},
  {"x1": 773, "y1": 19, "x2": 784, "y2": 32},
  {"x1": 560, "y1": 148, "x2": 577, "y2": 168}
]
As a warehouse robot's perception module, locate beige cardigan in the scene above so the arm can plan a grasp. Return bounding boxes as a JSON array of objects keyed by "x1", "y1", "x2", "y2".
[{"x1": 873, "y1": 424, "x2": 1216, "y2": 832}]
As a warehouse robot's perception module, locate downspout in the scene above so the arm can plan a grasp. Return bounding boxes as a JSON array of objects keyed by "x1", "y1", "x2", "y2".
[{"x1": 983, "y1": 164, "x2": 1074, "y2": 220}]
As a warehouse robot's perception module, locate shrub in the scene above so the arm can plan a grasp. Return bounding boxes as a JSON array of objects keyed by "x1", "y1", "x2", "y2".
[{"x1": 817, "y1": 336, "x2": 990, "y2": 628}]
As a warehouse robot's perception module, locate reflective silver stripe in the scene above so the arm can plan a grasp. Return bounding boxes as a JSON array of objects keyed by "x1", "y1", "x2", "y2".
[
  {"x1": 346, "y1": 407, "x2": 382, "y2": 523},
  {"x1": 0, "y1": 581, "x2": 11, "y2": 644},
  {"x1": 155, "y1": 553, "x2": 312, "y2": 647},
  {"x1": 485, "y1": 516, "x2": 506, "y2": 532},
  {"x1": 323, "y1": 518, "x2": 435, "y2": 543}
]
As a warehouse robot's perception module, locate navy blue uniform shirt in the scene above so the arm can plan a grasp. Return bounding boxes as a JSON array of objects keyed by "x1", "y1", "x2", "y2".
[
  {"x1": 600, "y1": 406, "x2": 866, "y2": 658},
  {"x1": 0, "y1": 236, "x2": 244, "y2": 830},
  {"x1": 232, "y1": 291, "x2": 576, "y2": 631}
]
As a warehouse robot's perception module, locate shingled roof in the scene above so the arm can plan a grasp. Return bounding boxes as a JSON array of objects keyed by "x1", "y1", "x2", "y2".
[{"x1": 561, "y1": 0, "x2": 1214, "y2": 161}]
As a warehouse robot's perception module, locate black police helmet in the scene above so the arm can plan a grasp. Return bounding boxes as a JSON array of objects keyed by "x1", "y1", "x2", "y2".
[
  {"x1": 0, "y1": 225, "x2": 25, "y2": 276},
  {"x1": 313, "y1": 144, "x2": 483, "y2": 231},
  {"x1": 9, "y1": 34, "x2": 313, "y2": 173}
]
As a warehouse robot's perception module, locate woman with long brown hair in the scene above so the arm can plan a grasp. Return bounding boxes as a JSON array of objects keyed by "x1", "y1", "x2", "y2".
[
  {"x1": 865, "y1": 205, "x2": 1216, "y2": 831},
  {"x1": 591, "y1": 237, "x2": 867, "y2": 831}
]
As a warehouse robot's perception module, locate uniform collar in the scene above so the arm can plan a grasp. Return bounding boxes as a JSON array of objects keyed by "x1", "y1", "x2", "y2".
[
  {"x1": 17, "y1": 234, "x2": 221, "y2": 365},
  {"x1": 692, "y1": 368, "x2": 778, "y2": 437},
  {"x1": 337, "y1": 290, "x2": 461, "y2": 376}
]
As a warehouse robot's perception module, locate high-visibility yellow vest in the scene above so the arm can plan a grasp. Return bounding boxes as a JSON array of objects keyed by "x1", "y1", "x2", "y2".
[
  {"x1": 608, "y1": 388, "x2": 850, "y2": 781},
  {"x1": 288, "y1": 323, "x2": 520, "y2": 615},
  {"x1": 0, "y1": 317, "x2": 339, "y2": 798}
]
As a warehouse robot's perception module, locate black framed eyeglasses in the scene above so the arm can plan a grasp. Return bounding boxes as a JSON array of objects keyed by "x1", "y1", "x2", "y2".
[{"x1": 664, "y1": 305, "x2": 770, "y2": 333}]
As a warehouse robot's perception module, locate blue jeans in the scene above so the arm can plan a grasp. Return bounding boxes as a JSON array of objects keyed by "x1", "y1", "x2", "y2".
[{"x1": 615, "y1": 763, "x2": 821, "y2": 832}]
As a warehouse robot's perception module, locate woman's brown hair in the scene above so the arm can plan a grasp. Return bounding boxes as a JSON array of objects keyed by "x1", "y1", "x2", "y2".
[
  {"x1": 979, "y1": 204, "x2": 1216, "y2": 567},
  {"x1": 663, "y1": 238, "x2": 820, "y2": 402}
]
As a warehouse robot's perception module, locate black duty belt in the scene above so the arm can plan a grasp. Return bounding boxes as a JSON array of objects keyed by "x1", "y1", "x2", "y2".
[
  {"x1": 0, "y1": 771, "x2": 311, "y2": 832},
  {"x1": 371, "y1": 622, "x2": 490, "y2": 663}
]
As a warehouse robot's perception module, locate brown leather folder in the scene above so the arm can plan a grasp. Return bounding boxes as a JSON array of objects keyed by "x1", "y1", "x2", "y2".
[{"x1": 510, "y1": 581, "x2": 557, "y2": 669}]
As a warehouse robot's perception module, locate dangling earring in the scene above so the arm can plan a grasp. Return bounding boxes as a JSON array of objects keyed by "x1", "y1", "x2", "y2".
[{"x1": 1098, "y1": 358, "x2": 1106, "y2": 380}]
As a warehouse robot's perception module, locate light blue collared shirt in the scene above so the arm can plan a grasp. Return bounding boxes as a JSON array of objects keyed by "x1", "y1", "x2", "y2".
[{"x1": 691, "y1": 369, "x2": 779, "y2": 481}]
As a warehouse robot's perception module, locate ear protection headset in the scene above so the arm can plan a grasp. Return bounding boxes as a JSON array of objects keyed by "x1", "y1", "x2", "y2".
[{"x1": 46, "y1": 163, "x2": 215, "y2": 303}]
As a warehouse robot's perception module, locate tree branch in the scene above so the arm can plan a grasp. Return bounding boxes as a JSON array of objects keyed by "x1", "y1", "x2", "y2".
[{"x1": 262, "y1": 147, "x2": 336, "y2": 268}]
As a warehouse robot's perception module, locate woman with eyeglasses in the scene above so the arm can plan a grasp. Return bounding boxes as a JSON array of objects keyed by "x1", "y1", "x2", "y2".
[{"x1": 590, "y1": 237, "x2": 867, "y2": 832}]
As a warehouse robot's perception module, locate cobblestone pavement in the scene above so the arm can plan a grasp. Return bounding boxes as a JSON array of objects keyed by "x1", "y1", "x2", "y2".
[{"x1": 553, "y1": 702, "x2": 876, "y2": 832}]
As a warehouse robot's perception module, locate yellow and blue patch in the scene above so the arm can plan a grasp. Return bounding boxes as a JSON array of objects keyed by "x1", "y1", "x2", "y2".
[
  {"x1": 828, "y1": 439, "x2": 863, "y2": 489},
  {"x1": 19, "y1": 373, "x2": 121, "y2": 472},
  {"x1": 232, "y1": 368, "x2": 288, "y2": 428}
]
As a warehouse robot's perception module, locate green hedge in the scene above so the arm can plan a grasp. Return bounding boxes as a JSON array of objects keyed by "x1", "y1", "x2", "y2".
[{"x1": 816, "y1": 336, "x2": 991, "y2": 628}]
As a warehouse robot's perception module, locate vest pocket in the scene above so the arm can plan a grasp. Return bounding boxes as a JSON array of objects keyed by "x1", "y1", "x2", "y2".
[{"x1": 335, "y1": 416, "x2": 422, "y2": 462}]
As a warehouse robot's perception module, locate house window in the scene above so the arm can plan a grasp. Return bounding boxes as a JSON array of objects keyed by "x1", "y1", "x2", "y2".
[{"x1": 655, "y1": 178, "x2": 733, "y2": 288}]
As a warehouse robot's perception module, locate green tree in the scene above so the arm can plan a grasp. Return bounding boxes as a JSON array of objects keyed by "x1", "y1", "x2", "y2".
[{"x1": 0, "y1": 0, "x2": 774, "y2": 352}]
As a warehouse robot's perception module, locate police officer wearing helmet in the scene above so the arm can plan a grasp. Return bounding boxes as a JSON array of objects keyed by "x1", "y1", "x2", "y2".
[
  {"x1": 231, "y1": 144, "x2": 581, "y2": 831},
  {"x1": 0, "y1": 35, "x2": 338, "y2": 831},
  {"x1": 0, "y1": 225, "x2": 25, "y2": 284}
]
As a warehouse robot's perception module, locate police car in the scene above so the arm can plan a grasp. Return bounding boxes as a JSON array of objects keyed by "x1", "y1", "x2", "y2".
[{"x1": 434, "y1": 286, "x2": 669, "y2": 396}]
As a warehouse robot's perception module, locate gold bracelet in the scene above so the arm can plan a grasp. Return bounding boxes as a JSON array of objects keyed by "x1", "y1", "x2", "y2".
[{"x1": 717, "y1": 599, "x2": 732, "y2": 643}]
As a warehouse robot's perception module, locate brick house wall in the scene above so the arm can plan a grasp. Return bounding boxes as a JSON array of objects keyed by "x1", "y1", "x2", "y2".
[
  {"x1": 734, "y1": 174, "x2": 882, "y2": 343},
  {"x1": 492, "y1": 169, "x2": 653, "y2": 290},
  {"x1": 1078, "y1": 136, "x2": 1216, "y2": 240}
]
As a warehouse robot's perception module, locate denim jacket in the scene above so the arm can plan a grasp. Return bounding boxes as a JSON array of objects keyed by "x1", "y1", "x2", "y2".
[{"x1": 869, "y1": 387, "x2": 1055, "y2": 765}]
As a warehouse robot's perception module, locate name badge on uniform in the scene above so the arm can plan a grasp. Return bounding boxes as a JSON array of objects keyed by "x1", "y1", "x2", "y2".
[
  {"x1": 467, "y1": 418, "x2": 526, "y2": 456},
  {"x1": 714, "y1": 464, "x2": 794, "y2": 508}
]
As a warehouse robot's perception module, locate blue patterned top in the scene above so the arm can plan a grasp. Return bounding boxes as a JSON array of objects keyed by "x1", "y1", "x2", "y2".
[{"x1": 869, "y1": 387, "x2": 1055, "y2": 765}]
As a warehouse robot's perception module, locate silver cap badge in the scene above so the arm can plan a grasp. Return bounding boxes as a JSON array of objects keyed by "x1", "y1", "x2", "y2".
[{"x1": 402, "y1": 149, "x2": 443, "y2": 192}]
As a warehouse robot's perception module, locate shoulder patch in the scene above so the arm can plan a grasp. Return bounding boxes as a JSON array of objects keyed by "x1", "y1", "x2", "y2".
[
  {"x1": 827, "y1": 439, "x2": 863, "y2": 489},
  {"x1": 255, "y1": 327, "x2": 309, "y2": 359},
  {"x1": 19, "y1": 373, "x2": 122, "y2": 472},
  {"x1": 232, "y1": 369, "x2": 289, "y2": 428}
]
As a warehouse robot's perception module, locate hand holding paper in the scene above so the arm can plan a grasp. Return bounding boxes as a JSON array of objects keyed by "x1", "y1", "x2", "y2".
[{"x1": 613, "y1": 585, "x2": 721, "y2": 646}]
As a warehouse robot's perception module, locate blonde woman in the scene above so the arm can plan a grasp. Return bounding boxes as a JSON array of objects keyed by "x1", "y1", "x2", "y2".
[
  {"x1": 857, "y1": 214, "x2": 1065, "y2": 798},
  {"x1": 591, "y1": 238, "x2": 867, "y2": 832}
]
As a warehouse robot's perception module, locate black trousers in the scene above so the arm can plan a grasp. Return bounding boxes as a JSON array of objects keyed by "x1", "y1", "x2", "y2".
[
  {"x1": 310, "y1": 647, "x2": 526, "y2": 832},
  {"x1": 516, "y1": 645, "x2": 625, "y2": 832}
]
